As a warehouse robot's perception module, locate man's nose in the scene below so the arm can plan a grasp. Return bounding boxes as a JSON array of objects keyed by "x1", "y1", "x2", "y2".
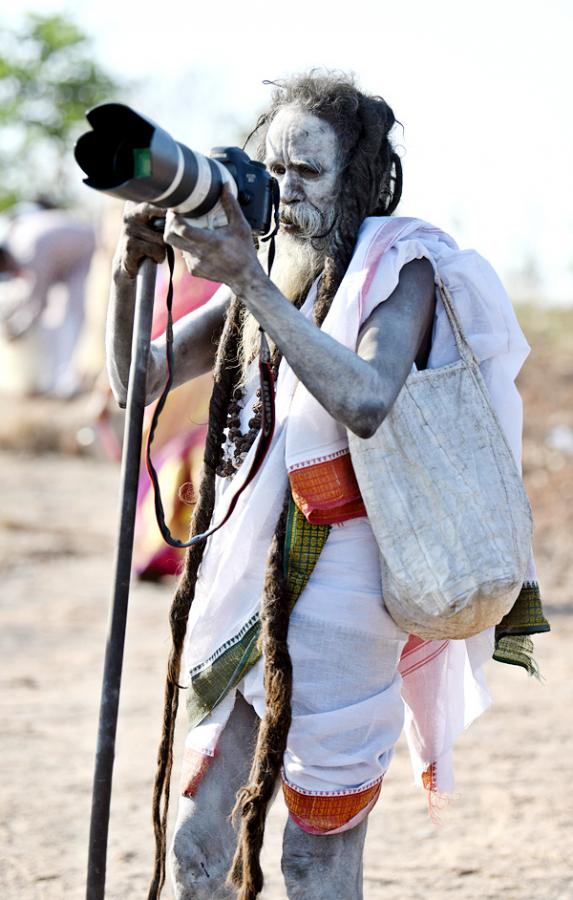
[{"x1": 280, "y1": 171, "x2": 303, "y2": 204}]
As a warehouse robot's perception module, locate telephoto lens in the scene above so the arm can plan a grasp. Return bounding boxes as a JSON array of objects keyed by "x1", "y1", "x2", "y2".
[{"x1": 74, "y1": 103, "x2": 275, "y2": 234}]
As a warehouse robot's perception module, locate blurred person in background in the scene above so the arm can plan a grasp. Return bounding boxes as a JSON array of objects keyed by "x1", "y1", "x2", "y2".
[{"x1": 0, "y1": 199, "x2": 95, "y2": 398}]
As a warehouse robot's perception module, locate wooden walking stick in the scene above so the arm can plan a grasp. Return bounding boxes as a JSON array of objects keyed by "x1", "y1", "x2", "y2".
[{"x1": 86, "y1": 258, "x2": 157, "y2": 900}]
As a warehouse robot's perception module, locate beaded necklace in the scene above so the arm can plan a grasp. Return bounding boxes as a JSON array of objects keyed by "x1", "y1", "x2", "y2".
[
  {"x1": 216, "y1": 278, "x2": 317, "y2": 479},
  {"x1": 216, "y1": 350, "x2": 282, "y2": 479}
]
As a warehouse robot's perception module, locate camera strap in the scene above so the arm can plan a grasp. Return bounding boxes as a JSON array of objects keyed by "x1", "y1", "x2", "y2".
[
  {"x1": 145, "y1": 206, "x2": 279, "y2": 548},
  {"x1": 259, "y1": 177, "x2": 281, "y2": 267}
]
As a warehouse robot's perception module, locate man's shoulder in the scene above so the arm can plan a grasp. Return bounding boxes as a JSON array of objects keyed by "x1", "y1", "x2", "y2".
[
  {"x1": 358, "y1": 215, "x2": 455, "y2": 246},
  {"x1": 351, "y1": 217, "x2": 458, "y2": 279}
]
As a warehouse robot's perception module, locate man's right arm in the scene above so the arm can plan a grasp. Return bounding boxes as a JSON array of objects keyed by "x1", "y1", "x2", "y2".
[{"x1": 106, "y1": 202, "x2": 231, "y2": 408}]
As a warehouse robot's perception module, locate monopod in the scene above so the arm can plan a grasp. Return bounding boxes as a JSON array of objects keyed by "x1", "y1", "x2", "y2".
[{"x1": 86, "y1": 258, "x2": 157, "y2": 900}]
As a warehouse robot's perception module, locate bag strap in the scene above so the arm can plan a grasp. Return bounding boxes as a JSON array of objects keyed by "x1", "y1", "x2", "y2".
[
  {"x1": 436, "y1": 277, "x2": 524, "y2": 470},
  {"x1": 436, "y1": 279, "x2": 480, "y2": 368}
]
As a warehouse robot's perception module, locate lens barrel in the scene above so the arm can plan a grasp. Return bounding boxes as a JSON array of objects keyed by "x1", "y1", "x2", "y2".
[
  {"x1": 75, "y1": 104, "x2": 203, "y2": 208},
  {"x1": 75, "y1": 103, "x2": 273, "y2": 233}
]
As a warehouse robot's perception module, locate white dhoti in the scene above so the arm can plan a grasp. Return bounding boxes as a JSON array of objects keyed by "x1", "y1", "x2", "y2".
[{"x1": 184, "y1": 517, "x2": 407, "y2": 830}]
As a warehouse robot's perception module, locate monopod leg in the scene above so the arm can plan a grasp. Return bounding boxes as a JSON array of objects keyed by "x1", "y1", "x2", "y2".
[{"x1": 86, "y1": 258, "x2": 157, "y2": 899}]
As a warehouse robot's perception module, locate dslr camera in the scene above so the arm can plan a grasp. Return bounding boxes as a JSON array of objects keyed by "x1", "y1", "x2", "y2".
[{"x1": 74, "y1": 103, "x2": 276, "y2": 234}]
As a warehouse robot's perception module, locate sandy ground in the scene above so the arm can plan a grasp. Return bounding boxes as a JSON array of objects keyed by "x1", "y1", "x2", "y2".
[{"x1": 0, "y1": 305, "x2": 572, "y2": 899}]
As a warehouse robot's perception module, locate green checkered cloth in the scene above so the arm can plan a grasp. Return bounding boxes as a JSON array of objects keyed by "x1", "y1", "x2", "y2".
[
  {"x1": 493, "y1": 582, "x2": 550, "y2": 677},
  {"x1": 186, "y1": 496, "x2": 330, "y2": 729}
]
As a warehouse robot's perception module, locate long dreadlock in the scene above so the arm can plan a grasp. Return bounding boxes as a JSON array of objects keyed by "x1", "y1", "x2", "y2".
[
  {"x1": 147, "y1": 294, "x2": 244, "y2": 898},
  {"x1": 148, "y1": 70, "x2": 403, "y2": 900}
]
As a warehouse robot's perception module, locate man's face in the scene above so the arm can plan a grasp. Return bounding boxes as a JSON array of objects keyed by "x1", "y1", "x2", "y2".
[{"x1": 264, "y1": 107, "x2": 340, "y2": 239}]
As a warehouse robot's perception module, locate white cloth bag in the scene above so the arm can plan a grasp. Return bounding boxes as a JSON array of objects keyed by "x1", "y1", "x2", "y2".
[{"x1": 348, "y1": 281, "x2": 533, "y2": 640}]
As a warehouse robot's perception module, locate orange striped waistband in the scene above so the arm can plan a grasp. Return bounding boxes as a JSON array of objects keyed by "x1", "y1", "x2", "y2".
[
  {"x1": 282, "y1": 777, "x2": 382, "y2": 834},
  {"x1": 288, "y1": 452, "x2": 366, "y2": 524}
]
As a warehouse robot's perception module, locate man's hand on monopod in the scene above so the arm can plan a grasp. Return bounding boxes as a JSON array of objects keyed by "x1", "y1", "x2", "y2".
[
  {"x1": 117, "y1": 202, "x2": 167, "y2": 279},
  {"x1": 163, "y1": 184, "x2": 262, "y2": 290}
]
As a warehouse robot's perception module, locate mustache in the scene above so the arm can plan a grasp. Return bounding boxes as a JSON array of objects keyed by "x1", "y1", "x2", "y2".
[{"x1": 279, "y1": 202, "x2": 325, "y2": 238}]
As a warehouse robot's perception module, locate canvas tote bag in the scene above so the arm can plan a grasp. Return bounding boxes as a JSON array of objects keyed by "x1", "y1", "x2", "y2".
[{"x1": 347, "y1": 280, "x2": 533, "y2": 640}]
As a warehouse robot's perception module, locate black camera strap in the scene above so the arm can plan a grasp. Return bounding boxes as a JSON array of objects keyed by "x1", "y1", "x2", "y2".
[
  {"x1": 259, "y1": 177, "x2": 281, "y2": 265},
  {"x1": 145, "y1": 184, "x2": 280, "y2": 549}
]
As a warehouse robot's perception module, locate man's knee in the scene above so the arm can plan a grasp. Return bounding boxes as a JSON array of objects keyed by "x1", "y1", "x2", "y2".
[
  {"x1": 170, "y1": 799, "x2": 236, "y2": 900},
  {"x1": 281, "y1": 816, "x2": 367, "y2": 900},
  {"x1": 170, "y1": 694, "x2": 259, "y2": 898},
  {"x1": 281, "y1": 828, "x2": 316, "y2": 886}
]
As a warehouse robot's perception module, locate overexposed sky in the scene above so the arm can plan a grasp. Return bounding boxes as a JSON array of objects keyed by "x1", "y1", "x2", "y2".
[{"x1": 5, "y1": 0, "x2": 573, "y2": 301}]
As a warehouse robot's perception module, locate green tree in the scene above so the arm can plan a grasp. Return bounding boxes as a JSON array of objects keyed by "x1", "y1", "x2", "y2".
[{"x1": 0, "y1": 13, "x2": 123, "y2": 210}]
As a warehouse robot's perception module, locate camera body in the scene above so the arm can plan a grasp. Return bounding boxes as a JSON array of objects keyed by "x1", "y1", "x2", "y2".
[
  {"x1": 74, "y1": 103, "x2": 276, "y2": 234},
  {"x1": 209, "y1": 146, "x2": 273, "y2": 233}
]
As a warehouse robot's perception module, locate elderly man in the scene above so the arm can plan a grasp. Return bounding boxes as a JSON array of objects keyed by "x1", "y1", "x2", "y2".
[{"x1": 106, "y1": 73, "x2": 546, "y2": 900}]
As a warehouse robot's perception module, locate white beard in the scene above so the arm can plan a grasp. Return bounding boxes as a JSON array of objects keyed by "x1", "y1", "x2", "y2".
[
  {"x1": 267, "y1": 230, "x2": 324, "y2": 301},
  {"x1": 237, "y1": 230, "x2": 325, "y2": 383}
]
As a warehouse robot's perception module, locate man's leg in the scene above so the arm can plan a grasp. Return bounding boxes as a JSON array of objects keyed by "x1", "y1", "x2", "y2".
[
  {"x1": 281, "y1": 816, "x2": 369, "y2": 900},
  {"x1": 170, "y1": 693, "x2": 259, "y2": 900}
]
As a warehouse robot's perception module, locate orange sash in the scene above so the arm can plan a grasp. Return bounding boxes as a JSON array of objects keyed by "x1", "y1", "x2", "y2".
[{"x1": 288, "y1": 451, "x2": 366, "y2": 524}]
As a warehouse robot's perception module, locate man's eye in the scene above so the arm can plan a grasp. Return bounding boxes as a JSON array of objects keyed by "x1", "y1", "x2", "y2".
[
  {"x1": 298, "y1": 165, "x2": 319, "y2": 178},
  {"x1": 270, "y1": 164, "x2": 285, "y2": 176}
]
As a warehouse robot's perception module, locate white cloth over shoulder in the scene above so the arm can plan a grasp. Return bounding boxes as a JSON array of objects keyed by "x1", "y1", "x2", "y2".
[{"x1": 286, "y1": 216, "x2": 530, "y2": 476}]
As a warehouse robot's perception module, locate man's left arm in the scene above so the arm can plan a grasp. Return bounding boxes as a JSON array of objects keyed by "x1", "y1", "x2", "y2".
[{"x1": 164, "y1": 187, "x2": 435, "y2": 438}]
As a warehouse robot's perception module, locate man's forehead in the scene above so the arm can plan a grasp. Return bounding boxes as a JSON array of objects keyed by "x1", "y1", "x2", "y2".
[{"x1": 265, "y1": 107, "x2": 338, "y2": 161}]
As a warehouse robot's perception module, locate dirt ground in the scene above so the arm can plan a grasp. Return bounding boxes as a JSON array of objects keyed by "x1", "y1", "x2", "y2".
[{"x1": 0, "y1": 305, "x2": 572, "y2": 900}]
